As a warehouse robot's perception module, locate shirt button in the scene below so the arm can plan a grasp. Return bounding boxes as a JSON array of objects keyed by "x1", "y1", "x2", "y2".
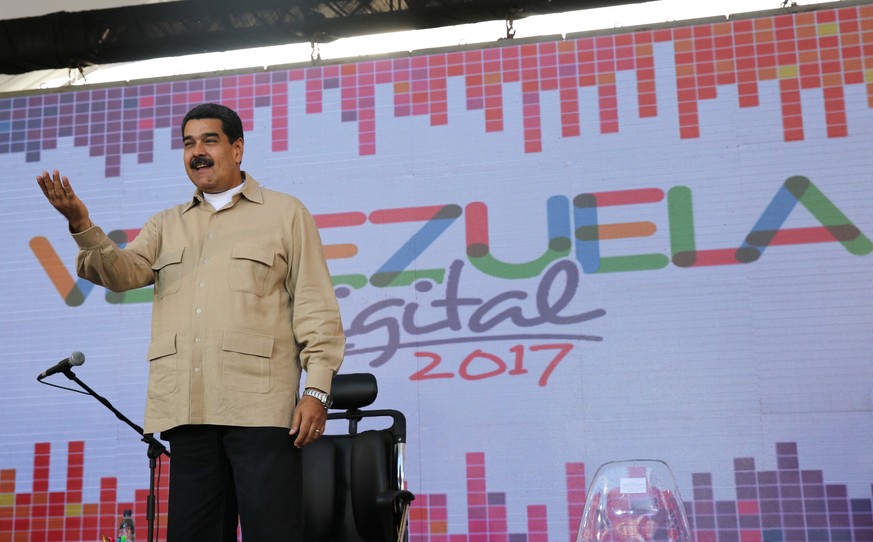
[
  {"x1": 194, "y1": 367, "x2": 201, "y2": 373},
  {"x1": 199, "y1": 281, "x2": 205, "y2": 287},
  {"x1": 208, "y1": 233, "x2": 215, "y2": 239},
  {"x1": 195, "y1": 308, "x2": 202, "y2": 315},
  {"x1": 195, "y1": 337, "x2": 202, "y2": 343}
]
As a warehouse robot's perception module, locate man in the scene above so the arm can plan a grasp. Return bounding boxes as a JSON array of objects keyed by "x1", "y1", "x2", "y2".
[{"x1": 37, "y1": 103, "x2": 345, "y2": 541}]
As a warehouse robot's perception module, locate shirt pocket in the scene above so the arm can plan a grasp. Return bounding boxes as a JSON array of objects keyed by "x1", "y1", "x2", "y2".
[
  {"x1": 221, "y1": 329, "x2": 274, "y2": 394},
  {"x1": 151, "y1": 247, "x2": 185, "y2": 299},
  {"x1": 146, "y1": 332, "x2": 178, "y2": 398},
  {"x1": 229, "y1": 243, "x2": 275, "y2": 296}
]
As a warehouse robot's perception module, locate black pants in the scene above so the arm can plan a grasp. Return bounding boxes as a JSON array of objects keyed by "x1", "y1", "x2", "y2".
[{"x1": 161, "y1": 425, "x2": 303, "y2": 542}]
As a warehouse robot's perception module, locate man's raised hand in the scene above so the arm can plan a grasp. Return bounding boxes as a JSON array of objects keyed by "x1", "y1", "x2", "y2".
[{"x1": 36, "y1": 170, "x2": 92, "y2": 232}]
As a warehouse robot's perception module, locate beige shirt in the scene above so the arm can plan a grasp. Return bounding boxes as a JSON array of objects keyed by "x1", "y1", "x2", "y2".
[{"x1": 72, "y1": 175, "x2": 345, "y2": 433}]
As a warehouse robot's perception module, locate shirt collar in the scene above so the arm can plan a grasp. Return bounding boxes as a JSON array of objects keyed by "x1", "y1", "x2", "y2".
[{"x1": 183, "y1": 172, "x2": 263, "y2": 213}]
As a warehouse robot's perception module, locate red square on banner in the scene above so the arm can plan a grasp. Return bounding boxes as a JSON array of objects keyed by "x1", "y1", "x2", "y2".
[
  {"x1": 738, "y1": 500, "x2": 760, "y2": 514},
  {"x1": 654, "y1": 29, "x2": 672, "y2": 42},
  {"x1": 467, "y1": 495, "x2": 486, "y2": 508},
  {"x1": 525, "y1": 141, "x2": 542, "y2": 153},
  {"x1": 680, "y1": 125, "x2": 700, "y2": 139}
]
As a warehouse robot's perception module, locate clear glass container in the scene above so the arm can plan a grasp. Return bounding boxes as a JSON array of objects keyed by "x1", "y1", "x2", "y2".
[{"x1": 576, "y1": 460, "x2": 693, "y2": 542}]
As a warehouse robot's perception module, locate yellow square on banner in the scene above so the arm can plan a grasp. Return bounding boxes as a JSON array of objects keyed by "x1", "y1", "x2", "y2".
[
  {"x1": 779, "y1": 65, "x2": 799, "y2": 79},
  {"x1": 65, "y1": 503, "x2": 83, "y2": 517},
  {"x1": 817, "y1": 23, "x2": 838, "y2": 36}
]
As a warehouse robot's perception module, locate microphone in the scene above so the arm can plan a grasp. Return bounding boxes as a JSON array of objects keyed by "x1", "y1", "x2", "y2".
[{"x1": 38, "y1": 351, "x2": 85, "y2": 380}]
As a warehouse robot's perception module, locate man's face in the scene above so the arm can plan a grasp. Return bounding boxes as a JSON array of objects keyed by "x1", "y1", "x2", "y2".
[{"x1": 182, "y1": 118, "x2": 244, "y2": 194}]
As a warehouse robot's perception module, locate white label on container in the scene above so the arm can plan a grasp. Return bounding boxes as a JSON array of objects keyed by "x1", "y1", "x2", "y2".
[{"x1": 620, "y1": 477, "x2": 647, "y2": 494}]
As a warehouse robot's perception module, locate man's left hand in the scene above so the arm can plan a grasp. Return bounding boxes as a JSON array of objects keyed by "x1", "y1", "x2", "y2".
[{"x1": 289, "y1": 395, "x2": 327, "y2": 448}]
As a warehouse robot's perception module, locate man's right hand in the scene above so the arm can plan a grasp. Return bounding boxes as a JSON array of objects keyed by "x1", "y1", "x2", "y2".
[{"x1": 36, "y1": 170, "x2": 92, "y2": 232}]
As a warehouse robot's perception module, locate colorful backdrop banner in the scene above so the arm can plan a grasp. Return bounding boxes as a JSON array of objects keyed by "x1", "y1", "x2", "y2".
[{"x1": 2, "y1": 2, "x2": 872, "y2": 541}]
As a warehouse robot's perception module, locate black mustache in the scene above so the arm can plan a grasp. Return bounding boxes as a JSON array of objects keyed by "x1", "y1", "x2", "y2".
[{"x1": 190, "y1": 156, "x2": 214, "y2": 169}]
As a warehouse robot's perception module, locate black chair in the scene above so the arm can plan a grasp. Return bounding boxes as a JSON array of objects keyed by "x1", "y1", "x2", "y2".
[{"x1": 303, "y1": 373, "x2": 415, "y2": 542}]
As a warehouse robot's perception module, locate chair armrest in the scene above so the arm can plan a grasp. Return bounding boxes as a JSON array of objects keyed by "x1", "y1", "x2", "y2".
[{"x1": 376, "y1": 489, "x2": 415, "y2": 509}]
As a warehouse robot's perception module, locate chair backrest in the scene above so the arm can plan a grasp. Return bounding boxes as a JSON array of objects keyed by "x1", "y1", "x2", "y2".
[{"x1": 303, "y1": 373, "x2": 412, "y2": 542}]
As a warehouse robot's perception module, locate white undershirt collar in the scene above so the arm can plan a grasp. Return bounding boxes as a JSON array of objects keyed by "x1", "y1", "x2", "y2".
[{"x1": 203, "y1": 181, "x2": 246, "y2": 211}]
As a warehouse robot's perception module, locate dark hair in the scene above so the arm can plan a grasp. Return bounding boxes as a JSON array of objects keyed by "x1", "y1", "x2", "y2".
[{"x1": 181, "y1": 103, "x2": 244, "y2": 142}]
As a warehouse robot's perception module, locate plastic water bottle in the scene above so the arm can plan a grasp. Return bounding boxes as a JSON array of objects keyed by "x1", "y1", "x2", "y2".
[{"x1": 117, "y1": 509, "x2": 135, "y2": 542}]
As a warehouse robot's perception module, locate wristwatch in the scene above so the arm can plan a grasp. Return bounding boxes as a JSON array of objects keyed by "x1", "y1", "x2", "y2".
[{"x1": 303, "y1": 388, "x2": 333, "y2": 409}]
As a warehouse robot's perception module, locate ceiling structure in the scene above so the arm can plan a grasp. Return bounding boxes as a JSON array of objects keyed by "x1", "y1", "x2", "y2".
[{"x1": 0, "y1": 0, "x2": 652, "y2": 75}]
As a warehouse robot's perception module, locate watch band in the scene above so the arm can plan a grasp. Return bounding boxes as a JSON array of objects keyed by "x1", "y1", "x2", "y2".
[{"x1": 303, "y1": 388, "x2": 333, "y2": 409}]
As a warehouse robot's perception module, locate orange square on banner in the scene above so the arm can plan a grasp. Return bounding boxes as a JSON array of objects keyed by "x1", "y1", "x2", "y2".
[
  {"x1": 636, "y1": 44, "x2": 653, "y2": 56},
  {"x1": 841, "y1": 32, "x2": 860, "y2": 46},
  {"x1": 559, "y1": 41, "x2": 574, "y2": 53},
  {"x1": 394, "y1": 82, "x2": 409, "y2": 93},
  {"x1": 759, "y1": 67, "x2": 777, "y2": 80},
  {"x1": 673, "y1": 27, "x2": 692, "y2": 40},
  {"x1": 676, "y1": 65, "x2": 695, "y2": 77},
  {"x1": 799, "y1": 51, "x2": 819, "y2": 63},
  {"x1": 597, "y1": 73, "x2": 615, "y2": 84},
  {"x1": 484, "y1": 73, "x2": 501, "y2": 85},
  {"x1": 714, "y1": 22, "x2": 731, "y2": 35},
  {"x1": 823, "y1": 74, "x2": 842, "y2": 87},
  {"x1": 431, "y1": 521, "x2": 449, "y2": 534},
  {"x1": 674, "y1": 39, "x2": 693, "y2": 52},
  {"x1": 485, "y1": 109, "x2": 502, "y2": 121},
  {"x1": 754, "y1": 17, "x2": 774, "y2": 30},
  {"x1": 755, "y1": 30, "x2": 774, "y2": 43},
  {"x1": 796, "y1": 12, "x2": 815, "y2": 26}
]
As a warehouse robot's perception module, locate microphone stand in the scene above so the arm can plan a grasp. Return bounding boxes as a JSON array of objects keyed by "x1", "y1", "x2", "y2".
[{"x1": 60, "y1": 368, "x2": 169, "y2": 542}]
